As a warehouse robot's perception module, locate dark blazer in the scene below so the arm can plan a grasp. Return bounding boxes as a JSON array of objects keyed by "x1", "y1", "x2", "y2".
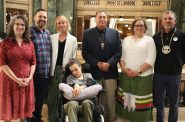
[{"x1": 82, "y1": 27, "x2": 122, "y2": 79}]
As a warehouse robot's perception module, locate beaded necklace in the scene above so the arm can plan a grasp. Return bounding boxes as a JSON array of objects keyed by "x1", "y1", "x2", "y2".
[{"x1": 161, "y1": 28, "x2": 176, "y2": 54}]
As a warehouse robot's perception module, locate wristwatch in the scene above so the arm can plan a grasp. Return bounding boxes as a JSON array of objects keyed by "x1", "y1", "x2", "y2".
[{"x1": 138, "y1": 69, "x2": 142, "y2": 74}]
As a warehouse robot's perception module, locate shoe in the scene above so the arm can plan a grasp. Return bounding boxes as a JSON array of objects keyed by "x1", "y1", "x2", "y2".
[
  {"x1": 37, "y1": 120, "x2": 44, "y2": 122},
  {"x1": 29, "y1": 117, "x2": 44, "y2": 122}
]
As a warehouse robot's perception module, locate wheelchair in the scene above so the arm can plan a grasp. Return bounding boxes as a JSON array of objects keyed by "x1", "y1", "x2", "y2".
[{"x1": 58, "y1": 62, "x2": 104, "y2": 122}]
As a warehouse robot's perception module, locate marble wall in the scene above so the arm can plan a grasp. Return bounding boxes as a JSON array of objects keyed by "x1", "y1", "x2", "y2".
[
  {"x1": 32, "y1": 0, "x2": 41, "y2": 18},
  {"x1": 0, "y1": 0, "x2": 4, "y2": 32},
  {"x1": 47, "y1": 0, "x2": 57, "y2": 34},
  {"x1": 183, "y1": 12, "x2": 185, "y2": 32},
  {"x1": 47, "y1": 0, "x2": 75, "y2": 34},
  {"x1": 171, "y1": 0, "x2": 185, "y2": 30},
  {"x1": 0, "y1": 0, "x2": 75, "y2": 34}
]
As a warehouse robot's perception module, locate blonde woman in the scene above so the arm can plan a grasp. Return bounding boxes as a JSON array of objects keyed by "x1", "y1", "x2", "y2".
[{"x1": 47, "y1": 15, "x2": 77, "y2": 122}]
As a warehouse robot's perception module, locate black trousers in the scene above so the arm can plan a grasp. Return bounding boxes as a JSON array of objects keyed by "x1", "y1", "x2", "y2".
[
  {"x1": 153, "y1": 73, "x2": 181, "y2": 122},
  {"x1": 33, "y1": 75, "x2": 50, "y2": 120}
]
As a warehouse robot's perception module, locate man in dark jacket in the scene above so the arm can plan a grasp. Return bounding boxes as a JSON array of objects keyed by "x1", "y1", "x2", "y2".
[
  {"x1": 153, "y1": 10, "x2": 185, "y2": 122},
  {"x1": 82, "y1": 11, "x2": 122, "y2": 122}
]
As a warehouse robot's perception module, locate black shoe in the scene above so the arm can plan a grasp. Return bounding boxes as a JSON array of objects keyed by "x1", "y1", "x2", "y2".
[
  {"x1": 182, "y1": 91, "x2": 185, "y2": 107},
  {"x1": 182, "y1": 96, "x2": 185, "y2": 107},
  {"x1": 27, "y1": 117, "x2": 43, "y2": 122},
  {"x1": 164, "y1": 97, "x2": 170, "y2": 107}
]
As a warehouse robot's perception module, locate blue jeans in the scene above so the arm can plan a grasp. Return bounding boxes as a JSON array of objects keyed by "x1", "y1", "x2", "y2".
[{"x1": 153, "y1": 73, "x2": 181, "y2": 122}]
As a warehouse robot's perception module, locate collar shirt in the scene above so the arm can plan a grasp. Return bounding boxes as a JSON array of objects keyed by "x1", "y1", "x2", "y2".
[
  {"x1": 30, "y1": 25, "x2": 52, "y2": 78},
  {"x1": 96, "y1": 27, "x2": 106, "y2": 51}
]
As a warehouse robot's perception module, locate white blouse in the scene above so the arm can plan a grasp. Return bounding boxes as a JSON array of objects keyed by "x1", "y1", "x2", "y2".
[{"x1": 121, "y1": 35, "x2": 156, "y2": 76}]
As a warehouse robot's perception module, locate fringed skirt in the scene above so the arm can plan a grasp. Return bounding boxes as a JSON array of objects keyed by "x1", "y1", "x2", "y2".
[{"x1": 116, "y1": 73, "x2": 153, "y2": 122}]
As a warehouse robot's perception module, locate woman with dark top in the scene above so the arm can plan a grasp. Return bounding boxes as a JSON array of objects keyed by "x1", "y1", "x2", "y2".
[{"x1": 47, "y1": 15, "x2": 78, "y2": 122}]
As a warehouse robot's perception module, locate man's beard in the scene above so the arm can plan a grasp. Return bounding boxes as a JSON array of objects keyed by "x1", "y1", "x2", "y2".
[{"x1": 37, "y1": 20, "x2": 46, "y2": 28}]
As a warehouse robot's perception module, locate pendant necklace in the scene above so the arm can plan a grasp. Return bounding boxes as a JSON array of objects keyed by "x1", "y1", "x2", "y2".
[
  {"x1": 97, "y1": 31, "x2": 105, "y2": 50},
  {"x1": 161, "y1": 28, "x2": 176, "y2": 54}
]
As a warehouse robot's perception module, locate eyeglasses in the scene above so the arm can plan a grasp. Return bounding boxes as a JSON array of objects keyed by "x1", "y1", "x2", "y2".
[
  {"x1": 134, "y1": 25, "x2": 144, "y2": 28},
  {"x1": 14, "y1": 23, "x2": 25, "y2": 27}
]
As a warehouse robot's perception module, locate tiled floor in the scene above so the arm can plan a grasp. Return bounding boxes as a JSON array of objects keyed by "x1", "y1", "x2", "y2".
[
  {"x1": 1, "y1": 104, "x2": 129, "y2": 122},
  {"x1": 1, "y1": 105, "x2": 185, "y2": 122},
  {"x1": 40, "y1": 104, "x2": 129, "y2": 122}
]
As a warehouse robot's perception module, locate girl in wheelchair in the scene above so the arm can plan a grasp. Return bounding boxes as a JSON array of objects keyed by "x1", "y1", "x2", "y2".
[{"x1": 59, "y1": 59, "x2": 102, "y2": 122}]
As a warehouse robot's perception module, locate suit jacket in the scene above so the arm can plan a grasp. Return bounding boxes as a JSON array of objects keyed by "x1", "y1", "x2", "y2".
[
  {"x1": 50, "y1": 32, "x2": 77, "y2": 76},
  {"x1": 82, "y1": 27, "x2": 122, "y2": 79}
]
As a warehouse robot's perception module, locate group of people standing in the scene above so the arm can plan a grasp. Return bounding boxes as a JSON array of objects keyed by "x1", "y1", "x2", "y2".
[
  {"x1": 118, "y1": 10, "x2": 185, "y2": 122},
  {"x1": 0, "y1": 8, "x2": 184, "y2": 122},
  {"x1": 0, "y1": 8, "x2": 77, "y2": 122}
]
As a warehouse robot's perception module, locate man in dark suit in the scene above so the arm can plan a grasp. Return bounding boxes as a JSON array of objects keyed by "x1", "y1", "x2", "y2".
[{"x1": 82, "y1": 11, "x2": 122, "y2": 122}]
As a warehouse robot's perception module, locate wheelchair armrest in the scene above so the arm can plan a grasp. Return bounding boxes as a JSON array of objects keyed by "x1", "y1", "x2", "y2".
[
  {"x1": 95, "y1": 89, "x2": 105, "y2": 105},
  {"x1": 97, "y1": 89, "x2": 105, "y2": 96},
  {"x1": 60, "y1": 90, "x2": 64, "y2": 94}
]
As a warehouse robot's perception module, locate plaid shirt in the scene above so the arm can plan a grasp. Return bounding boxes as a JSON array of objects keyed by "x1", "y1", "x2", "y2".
[{"x1": 30, "y1": 25, "x2": 52, "y2": 78}]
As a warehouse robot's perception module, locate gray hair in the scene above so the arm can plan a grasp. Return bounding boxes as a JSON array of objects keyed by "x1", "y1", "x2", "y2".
[{"x1": 162, "y1": 11, "x2": 177, "y2": 20}]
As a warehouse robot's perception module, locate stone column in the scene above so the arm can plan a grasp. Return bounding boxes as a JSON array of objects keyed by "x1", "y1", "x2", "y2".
[
  {"x1": 56, "y1": 0, "x2": 76, "y2": 34},
  {"x1": 183, "y1": 11, "x2": 185, "y2": 31},
  {"x1": 0, "y1": 0, "x2": 4, "y2": 32},
  {"x1": 72, "y1": 0, "x2": 77, "y2": 35},
  {"x1": 46, "y1": 0, "x2": 76, "y2": 34},
  {"x1": 32, "y1": 0, "x2": 41, "y2": 21},
  {"x1": 171, "y1": 0, "x2": 185, "y2": 29},
  {"x1": 47, "y1": 0, "x2": 56, "y2": 34}
]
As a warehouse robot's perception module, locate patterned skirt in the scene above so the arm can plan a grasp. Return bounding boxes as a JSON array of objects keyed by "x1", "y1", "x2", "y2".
[
  {"x1": 0, "y1": 72, "x2": 34, "y2": 120},
  {"x1": 116, "y1": 73, "x2": 153, "y2": 122}
]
